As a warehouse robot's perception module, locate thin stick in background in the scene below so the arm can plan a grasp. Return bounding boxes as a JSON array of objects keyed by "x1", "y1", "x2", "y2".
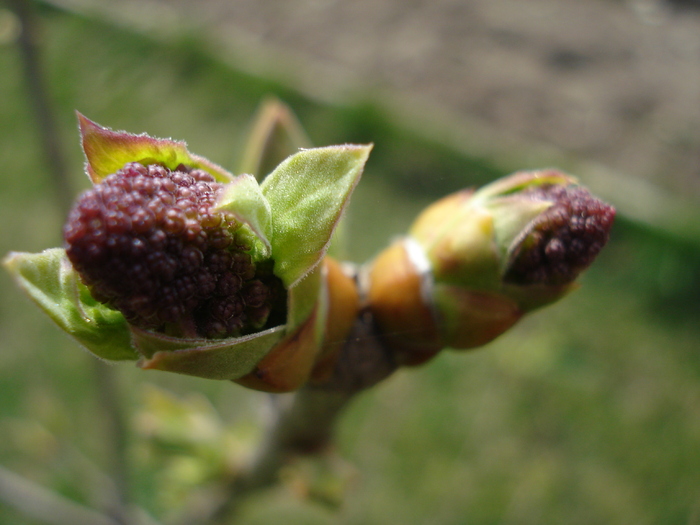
[{"x1": 9, "y1": 2, "x2": 133, "y2": 524}]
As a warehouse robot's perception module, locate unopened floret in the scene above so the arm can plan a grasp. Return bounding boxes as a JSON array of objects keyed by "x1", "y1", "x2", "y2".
[
  {"x1": 504, "y1": 184, "x2": 615, "y2": 286},
  {"x1": 64, "y1": 162, "x2": 284, "y2": 338}
]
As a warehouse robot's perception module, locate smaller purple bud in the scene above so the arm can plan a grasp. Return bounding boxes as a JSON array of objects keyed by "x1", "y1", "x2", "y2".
[
  {"x1": 369, "y1": 169, "x2": 616, "y2": 364},
  {"x1": 504, "y1": 184, "x2": 616, "y2": 286}
]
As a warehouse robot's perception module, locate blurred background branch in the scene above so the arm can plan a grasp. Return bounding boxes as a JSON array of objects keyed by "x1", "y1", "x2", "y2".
[
  {"x1": 8, "y1": 0, "x2": 72, "y2": 216},
  {"x1": 0, "y1": 464, "x2": 121, "y2": 525},
  {"x1": 6, "y1": 1, "x2": 132, "y2": 523}
]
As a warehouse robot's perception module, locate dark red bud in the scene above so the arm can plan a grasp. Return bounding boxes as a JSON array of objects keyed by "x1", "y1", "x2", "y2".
[
  {"x1": 504, "y1": 184, "x2": 615, "y2": 286},
  {"x1": 64, "y1": 162, "x2": 285, "y2": 338}
]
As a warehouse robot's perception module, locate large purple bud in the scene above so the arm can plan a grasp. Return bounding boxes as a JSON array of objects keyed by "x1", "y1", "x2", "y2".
[{"x1": 64, "y1": 162, "x2": 284, "y2": 339}]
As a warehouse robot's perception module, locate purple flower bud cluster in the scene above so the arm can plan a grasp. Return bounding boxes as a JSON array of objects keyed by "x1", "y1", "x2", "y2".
[
  {"x1": 64, "y1": 162, "x2": 284, "y2": 338},
  {"x1": 504, "y1": 184, "x2": 615, "y2": 286}
]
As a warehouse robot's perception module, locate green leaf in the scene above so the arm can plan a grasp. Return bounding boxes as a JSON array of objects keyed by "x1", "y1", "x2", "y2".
[
  {"x1": 238, "y1": 97, "x2": 312, "y2": 179},
  {"x1": 214, "y1": 174, "x2": 272, "y2": 259},
  {"x1": 77, "y1": 112, "x2": 235, "y2": 184},
  {"x1": 135, "y1": 325, "x2": 285, "y2": 380},
  {"x1": 3, "y1": 249, "x2": 137, "y2": 360},
  {"x1": 261, "y1": 145, "x2": 372, "y2": 287}
]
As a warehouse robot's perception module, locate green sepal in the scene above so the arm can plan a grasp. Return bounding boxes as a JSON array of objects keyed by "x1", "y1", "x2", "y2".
[
  {"x1": 214, "y1": 173, "x2": 272, "y2": 260},
  {"x1": 487, "y1": 197, "x2": 553, "y2": 266},
  {"x1": 134, "y1": 325, "x2": 286, "y2": 380},
  {"x1": 77, "y1": 112, "x2": 235, "y2": 184},
  {"x1": 3, "y1": 249, "x2": 137, "y2": 360},
  {"x1": 472, "y1": 169, "x2": 576, "y2": 202},
  {"x1": 261, "y1": 145, "x2": 372, "y2": 287}
]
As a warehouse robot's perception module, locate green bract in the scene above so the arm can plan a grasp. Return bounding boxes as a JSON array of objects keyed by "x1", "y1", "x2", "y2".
[
  {"x1": 215, "y1": 173, "x2": 273, "y2": 260},
  {"x1": 3, "y1": 115, "x2": 371, "y2": 382},
  {"x1": 78, "y1": 113, "x2": 235, "y2": 184},
  {"x1": 261, "y1": 145, "x2": 371, "y2": 287},
  {"x1": 4, "y1": 248, "x2": 137, "y2": 361}
]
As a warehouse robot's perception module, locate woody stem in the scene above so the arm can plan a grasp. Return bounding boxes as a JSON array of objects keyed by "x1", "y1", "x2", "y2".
[{"x1": 185, "y1": 308, "x2": 397, "y2": 525}]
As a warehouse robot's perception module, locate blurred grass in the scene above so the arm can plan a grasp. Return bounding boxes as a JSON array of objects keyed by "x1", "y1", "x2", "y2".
[{"x1": 1, "y1": 2, "x2": 700, "y2": 524}]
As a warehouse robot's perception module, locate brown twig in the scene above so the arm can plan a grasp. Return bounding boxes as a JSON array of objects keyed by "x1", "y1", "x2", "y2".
[
  {"x1": 9, "y1": 0, "x2": 73, "y2": 216},
  {"x1": 172, "y1": 308, "x2": 397, "y2": 525}
]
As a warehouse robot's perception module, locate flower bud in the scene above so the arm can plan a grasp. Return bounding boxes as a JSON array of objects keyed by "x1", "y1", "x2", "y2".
[
  {"x1": 367, "y1": 169, "x2": 615, "y2": 365},
  {"x1": 64, "y1": 161, "x2": 285, "y2": 340},
  {"x1": 4, "y1": 114, "x2": 371, "y2": 392}
]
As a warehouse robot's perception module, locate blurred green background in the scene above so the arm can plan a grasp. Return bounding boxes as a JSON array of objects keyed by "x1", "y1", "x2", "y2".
[{"x1": 1, "y1": 1, "x2": 700, "y2": 524}]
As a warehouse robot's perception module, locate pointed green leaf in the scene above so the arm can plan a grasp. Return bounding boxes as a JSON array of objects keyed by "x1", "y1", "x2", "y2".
[
  {"x1": 3, "y1": 249, "x2": 137, "y2": 360},
  {"x1": 261, "y1": 144, "x2": 372, "y2": 287},
  {"x1": 77, "y1": 112, "x2": 235, "y2": 184},
  {"x1": 214, "y1": 174, "x2": 272, "y2": 259},
  {"x1": 238, "y1": 98, "x2": 312, "y2": 179},
  {"x1": 135, "y1": 325, "x2": 285, "y2": 380}
]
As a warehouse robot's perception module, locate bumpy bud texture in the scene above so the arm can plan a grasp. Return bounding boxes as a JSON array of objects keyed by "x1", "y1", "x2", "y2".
[
  {"x1": 367, "y1": 169, "x2": 616, "y2": 366},
  {"x1": 64, "y1": 162, "x2": 285, "y2": 339},
  {"x1": 503, "y1": 184, "x2": 616, "y2": 286}
]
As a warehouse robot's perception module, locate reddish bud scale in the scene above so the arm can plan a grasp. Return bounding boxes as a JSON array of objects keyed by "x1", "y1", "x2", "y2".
[
  {"x1": 64, "y1": 162, "x2": 284, "y2": 339},
  {"x1": 504, "y1": 184, "x2": 616, "y2": 286}
]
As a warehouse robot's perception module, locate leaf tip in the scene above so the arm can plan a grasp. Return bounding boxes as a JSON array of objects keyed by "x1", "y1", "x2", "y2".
[
  {"x1": 2, "y1": 251, "x2": 21, "y2": 275},
  {"x1": 76, "y1": 110, "x2": 96, "y2": 133}
]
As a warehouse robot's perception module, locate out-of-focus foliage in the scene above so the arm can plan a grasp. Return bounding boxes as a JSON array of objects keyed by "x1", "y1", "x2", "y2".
[{"x1": 1, "y1": 4, "x2": 699, "y2": 524}]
